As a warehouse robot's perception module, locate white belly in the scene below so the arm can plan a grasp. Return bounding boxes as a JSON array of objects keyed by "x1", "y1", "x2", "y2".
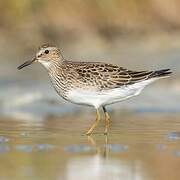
[{"x1": 67, "y1": 79, "x2": 156, "y2": 108}]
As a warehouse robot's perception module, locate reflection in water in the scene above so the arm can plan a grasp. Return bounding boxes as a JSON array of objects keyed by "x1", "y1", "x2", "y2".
[
  {"x1": 65, "y1": 156, "x2": 130, "y2": 180},
  {"x1": 64, "y1": 136, "x2": 128, "y2": 157},
  {"x1": 64, "y1": 136, "x2": 142, "y2": 180}
]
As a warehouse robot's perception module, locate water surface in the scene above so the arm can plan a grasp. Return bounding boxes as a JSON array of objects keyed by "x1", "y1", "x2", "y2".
[{"x1": 0, "y1": 113, "x2": 180, "y2": 180}]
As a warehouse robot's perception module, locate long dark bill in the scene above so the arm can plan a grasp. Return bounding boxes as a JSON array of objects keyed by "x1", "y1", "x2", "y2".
[{"x1": 17, "y1": 57, "x2": 36, "y2": 70}]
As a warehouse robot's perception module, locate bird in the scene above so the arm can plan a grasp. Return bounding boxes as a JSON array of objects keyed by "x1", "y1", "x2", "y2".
[{"x1": 17, "y1": 44, "x2": 172, "y2": 135}]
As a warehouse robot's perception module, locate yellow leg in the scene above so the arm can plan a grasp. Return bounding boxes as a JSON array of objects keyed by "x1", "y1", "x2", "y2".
[
  {"x1": 86, "y1": 109, "x2": 100, "y2": 136},
  {"x1": 103, "y1": 107, "x2": 110, "y2": 135}
]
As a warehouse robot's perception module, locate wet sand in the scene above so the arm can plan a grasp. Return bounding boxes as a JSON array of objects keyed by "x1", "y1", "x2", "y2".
[{"x1": 0, "y1": 113, "x2": 180, "y2": 180}]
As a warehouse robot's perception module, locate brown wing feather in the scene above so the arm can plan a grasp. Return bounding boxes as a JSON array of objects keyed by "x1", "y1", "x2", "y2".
[{"x1": 68, "y1": 61, "x2": 154, "y2": 90}]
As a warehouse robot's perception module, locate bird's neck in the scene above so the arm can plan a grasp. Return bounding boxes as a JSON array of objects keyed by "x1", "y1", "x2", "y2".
[{"x1": 45, "y1": 58, "x2": 63, "y2": 72}]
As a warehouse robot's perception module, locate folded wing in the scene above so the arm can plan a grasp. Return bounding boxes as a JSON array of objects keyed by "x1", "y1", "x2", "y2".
[{"x1": 74, "y1": 62, "x2": 172, "y2": 90}]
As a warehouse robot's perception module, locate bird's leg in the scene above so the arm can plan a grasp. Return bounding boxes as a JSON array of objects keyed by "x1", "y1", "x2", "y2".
[
  {"x1": 86, "y1": 109, "x2": 100, "y2": 136},
  {"x1": 103, "y1": 106, "x2": 110, "y2": 135}
]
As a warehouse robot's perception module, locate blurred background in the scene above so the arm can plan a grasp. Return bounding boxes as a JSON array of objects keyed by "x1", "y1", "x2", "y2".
[
  {"x1": 0, "y1": 0, "x2": 180, "y2": 120},
  {"x1": 0, "y1": 0, "x2": 180, "y2": 180}
]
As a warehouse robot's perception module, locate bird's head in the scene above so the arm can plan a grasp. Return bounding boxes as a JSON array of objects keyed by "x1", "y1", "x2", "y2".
[{"x1": 17, "y1": 44, "x2": 63, "y2": 70}]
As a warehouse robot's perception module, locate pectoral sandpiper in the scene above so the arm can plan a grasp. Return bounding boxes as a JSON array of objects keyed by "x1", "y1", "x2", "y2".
[{"x1": 17, "y1": 44, "x2": 172, "y2": 135}]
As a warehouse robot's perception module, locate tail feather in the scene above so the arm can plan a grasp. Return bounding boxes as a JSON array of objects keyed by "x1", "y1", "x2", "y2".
[{"x1": 149, "y1": 69, "x2": 172, "y2": 79}]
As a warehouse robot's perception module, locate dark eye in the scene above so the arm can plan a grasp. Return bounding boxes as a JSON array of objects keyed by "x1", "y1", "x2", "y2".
[{"x1": 45, "y1": 50, "x2": 49, "y2": 54}]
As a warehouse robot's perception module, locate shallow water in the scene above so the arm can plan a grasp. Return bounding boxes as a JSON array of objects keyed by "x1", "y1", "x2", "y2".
[{"x1": 0, "y1": 114, "x2": 180, "y2": 180}]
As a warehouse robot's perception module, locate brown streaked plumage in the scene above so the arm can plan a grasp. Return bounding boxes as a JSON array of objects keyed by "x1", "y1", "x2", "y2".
[{"x1": 17, "y1": 44, "x2": 172, "y2": 135}]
